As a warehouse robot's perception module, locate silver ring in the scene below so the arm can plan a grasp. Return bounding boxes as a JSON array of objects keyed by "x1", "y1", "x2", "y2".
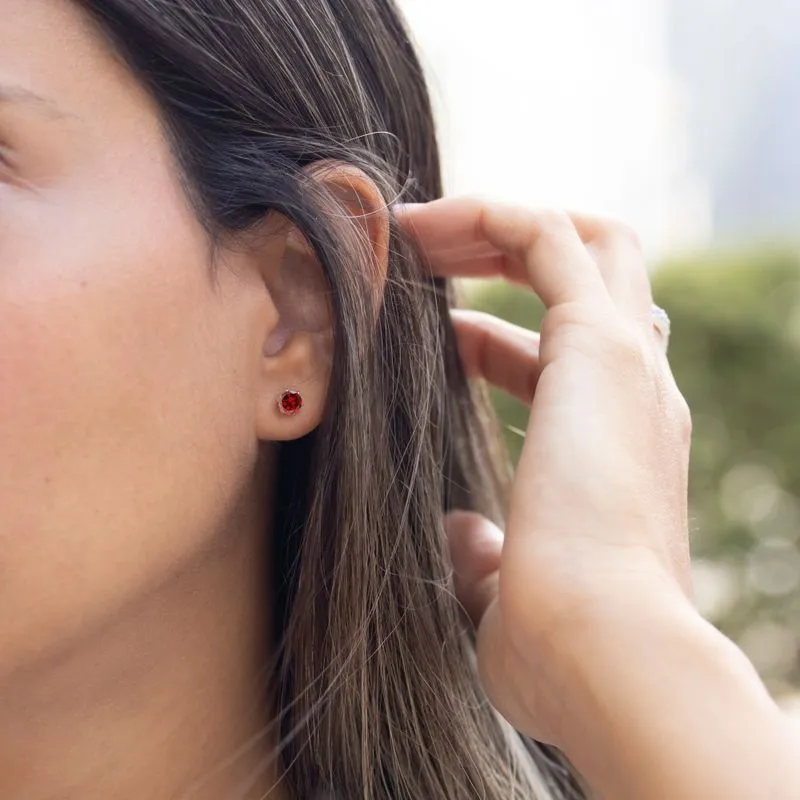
[{"x1": 651, "y1": 304, "x2": 671, "y2": 345}]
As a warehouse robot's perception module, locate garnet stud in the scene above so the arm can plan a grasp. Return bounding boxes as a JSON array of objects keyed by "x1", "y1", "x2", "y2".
[{"x1": 277, "y1": 388, "x2": 303, "y2": 416}]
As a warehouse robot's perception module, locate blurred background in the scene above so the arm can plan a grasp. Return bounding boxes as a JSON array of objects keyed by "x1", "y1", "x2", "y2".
[{"x1": 398, "y1": 0, "x2": 800, "y2": 715}]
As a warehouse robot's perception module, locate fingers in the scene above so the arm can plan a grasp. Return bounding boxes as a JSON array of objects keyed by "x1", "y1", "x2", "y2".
[
  {"x1": 450, "y1": 309, "x2": 541, "y2": 405},
  {"x1": 395, "y1": 199, "x2": 654, "y2": 329},
  {"x1": 444, "y1": 510, "x2": 503, "y2": 629},
  {"x1": 428, "y1": 252, "x2": 534, "y2": 289},
  {"x1": 572, "y1": 211, "x2": 654, "y2": 327},
  {"x1": 396, "y1": 198, "x2": 607, "y2": 308},
  {"x1": 398, "y1": 198, "x2": 669, "y2": 412}
]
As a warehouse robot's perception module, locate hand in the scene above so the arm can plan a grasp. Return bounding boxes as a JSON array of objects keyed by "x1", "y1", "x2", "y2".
[{"x1": 395, "y1": 198, "x2": 695, "y2": 747}]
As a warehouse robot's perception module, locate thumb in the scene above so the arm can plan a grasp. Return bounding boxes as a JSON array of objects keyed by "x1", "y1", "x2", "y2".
[{"x1": 444, "y1": 510, "x2": 504, "y2": 628}]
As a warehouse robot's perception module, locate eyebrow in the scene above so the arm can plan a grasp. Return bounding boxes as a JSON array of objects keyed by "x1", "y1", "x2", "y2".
[{"x1": 0, "y1": 83, "x2": 70, "y2": 119}]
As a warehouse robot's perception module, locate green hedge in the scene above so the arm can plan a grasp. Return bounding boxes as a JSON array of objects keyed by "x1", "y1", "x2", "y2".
[{"x1": 467, "y1": 242, "x2": 800, "y2": 696}]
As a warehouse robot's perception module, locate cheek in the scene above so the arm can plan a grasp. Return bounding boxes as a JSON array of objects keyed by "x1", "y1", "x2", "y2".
[{"x1": 0, "y1": 179, "x2": 255, "y2": 670}]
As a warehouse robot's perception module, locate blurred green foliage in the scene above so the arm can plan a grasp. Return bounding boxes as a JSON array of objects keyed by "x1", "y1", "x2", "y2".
[{"x1": 466, "y1": 241, "x2": 800, "y2": 698}]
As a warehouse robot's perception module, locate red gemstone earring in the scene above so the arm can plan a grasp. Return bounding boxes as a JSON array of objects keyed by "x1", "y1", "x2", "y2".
[{"x1": 277, "y1": 388, "x2": 303, "y2": 416}]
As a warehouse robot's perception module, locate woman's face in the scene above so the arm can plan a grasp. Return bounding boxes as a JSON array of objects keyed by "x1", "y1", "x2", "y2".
[{"x1": 0, "y1": 0, "x2": 280, "y2": 678}]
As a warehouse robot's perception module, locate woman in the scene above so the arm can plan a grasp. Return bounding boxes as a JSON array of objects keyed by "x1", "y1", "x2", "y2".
[{"x1": 1, "y1": 1, "x2": 797, "y2": 798}]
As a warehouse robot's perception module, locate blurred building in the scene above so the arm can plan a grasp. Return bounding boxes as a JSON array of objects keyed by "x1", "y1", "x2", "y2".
[
  {"x1": 670, "y1": 0, "x2": 800, "y2": 245},
  {"x1": 399, "y1": 0, "x2": 712, "y2": 260}
]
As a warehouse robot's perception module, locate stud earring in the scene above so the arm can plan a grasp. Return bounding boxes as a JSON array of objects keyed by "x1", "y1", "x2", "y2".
[{"x1": 277, "y1": 389, "x2": 303, "y2": 416}]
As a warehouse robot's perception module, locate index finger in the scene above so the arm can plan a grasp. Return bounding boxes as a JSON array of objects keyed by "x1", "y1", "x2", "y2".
[{"x1": 394, "y1": 197, "x2": 607, "y2": 308}]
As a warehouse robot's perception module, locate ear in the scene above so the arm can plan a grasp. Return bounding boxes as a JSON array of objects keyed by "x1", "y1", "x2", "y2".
[{"x1": 253, "y1": 160, "x2": 390, "y2": 442}]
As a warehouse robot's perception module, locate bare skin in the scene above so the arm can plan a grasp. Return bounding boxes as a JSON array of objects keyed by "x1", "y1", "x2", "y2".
[
  {"x1": 5, "y1": 2, "x2": 797, "y2": 800},
  {"x1": 397, "y1": 198, "x2": 800, "y2": 799},
  {"x1": 0, "y1": 2, "x2": 387, "y2": 798}
]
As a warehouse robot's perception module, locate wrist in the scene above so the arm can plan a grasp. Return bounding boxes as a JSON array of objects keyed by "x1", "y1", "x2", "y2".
[
  {"x1": 540, "y1": 575, "x2": 697, "y2": 699},
  {"x1": 549, "y1": 591, "x2": 782, "y2": 798},
  {"x1": 548, "y1": 583, "x2": 697, "y2": 729}
]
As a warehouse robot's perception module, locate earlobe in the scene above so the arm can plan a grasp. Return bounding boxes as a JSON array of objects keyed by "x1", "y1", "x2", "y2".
[
  {"x1": 254, "y1": 160, "x2": 389, "y2": 443},
  {"x1": 249, "y1": 224, "x2": 332, "y2": 441},
  {"x1": 255, "y1": 325, "x2": 330, "y2": 441},
  {"x1": 276, "y1": 389, "x2": 303, "y2": 416}
]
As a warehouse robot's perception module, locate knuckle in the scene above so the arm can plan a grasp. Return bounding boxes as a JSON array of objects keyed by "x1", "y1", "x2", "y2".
[
  {"x1": 609, "y1": 218, "x2": 644, "y2": 251},
  {"x1": 602, "y1": 321, "x2": 649, "y2": 369},
  {"x1": 532, "y1": 208, "x2": 575, "y2": 240},
  {"x1": 541, "y1": 304, "x2": 650, "y2": 371},
  {"x1": 542, "y1": 300, "x2": 606, "y2": 335},
  {"x1": 536, "y1": 207, "x2": 573, "y2": 226},
  {"x1": 673, "y1": 392, "x2": 693, "y2": 441}
]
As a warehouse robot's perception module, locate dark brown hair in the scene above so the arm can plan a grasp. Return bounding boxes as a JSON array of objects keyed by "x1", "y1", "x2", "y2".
[{"x1": 77, "y1": 1, "x2": 585, "y2": 797}]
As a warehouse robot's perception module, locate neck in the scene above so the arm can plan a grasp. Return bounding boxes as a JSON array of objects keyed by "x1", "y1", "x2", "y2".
[{"x1": 0, "y1": 476, "x2": 289, "y2": 800}]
